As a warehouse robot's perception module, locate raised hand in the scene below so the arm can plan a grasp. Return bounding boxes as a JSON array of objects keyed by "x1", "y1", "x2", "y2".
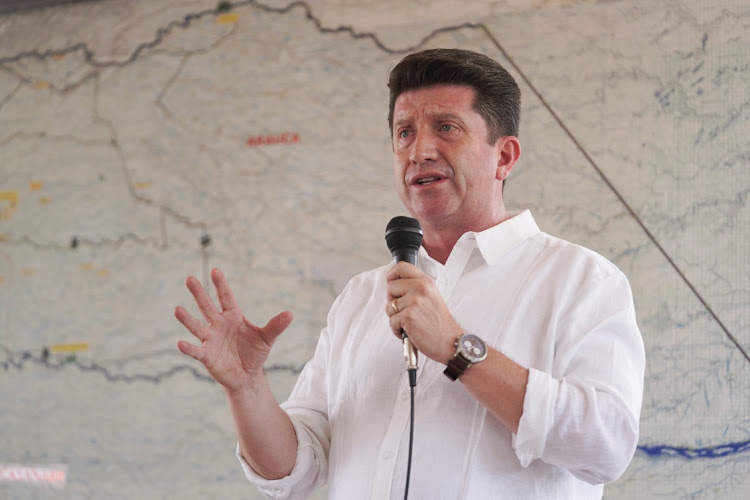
[{"x1": 174, "y1": 267, "x2": 293, "y2": 393}]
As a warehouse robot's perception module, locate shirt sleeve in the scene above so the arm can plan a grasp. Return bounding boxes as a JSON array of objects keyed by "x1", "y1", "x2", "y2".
[
  {"x1": 236, "y1": 416, "x2": 324, "y2": 499},
  {"x1": 512, "y1": 270, "x2": 645, "y2": 484},
  {"x1": 236, "y1": 283, "x2": 348, "y2": 498}
]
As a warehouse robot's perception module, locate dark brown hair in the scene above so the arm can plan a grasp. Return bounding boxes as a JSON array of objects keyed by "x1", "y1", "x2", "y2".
[{"x1": 387, "y1": 48, "x2": 521, "y2": 143}]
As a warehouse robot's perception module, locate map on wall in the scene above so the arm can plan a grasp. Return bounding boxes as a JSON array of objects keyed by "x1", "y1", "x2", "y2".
[{"x1": 1, "y1": 0, "x2": 748, "y2": 498}]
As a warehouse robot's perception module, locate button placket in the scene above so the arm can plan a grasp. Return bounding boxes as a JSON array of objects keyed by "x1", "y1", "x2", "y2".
[
  {"x1": 371, "y1": 377, "x2": 412, "y2": 498},
  {"x1": 437, "y1": 239, "x2": 473, "y2": 301}
]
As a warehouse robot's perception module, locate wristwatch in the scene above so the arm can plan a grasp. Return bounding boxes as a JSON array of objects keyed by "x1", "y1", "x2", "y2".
[{"x1": 443, "y1": 333, "x2": 487, "y2": 381}]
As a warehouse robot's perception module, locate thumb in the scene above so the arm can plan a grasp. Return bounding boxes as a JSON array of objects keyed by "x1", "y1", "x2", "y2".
[{"x1": 258, "y1": 311, "x2": 294, "y2": 343}]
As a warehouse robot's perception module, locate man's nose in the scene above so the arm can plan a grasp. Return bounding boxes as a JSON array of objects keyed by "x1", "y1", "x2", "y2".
[{"x1": 409, "y1": 128, "x2": 438, "y2": 163}]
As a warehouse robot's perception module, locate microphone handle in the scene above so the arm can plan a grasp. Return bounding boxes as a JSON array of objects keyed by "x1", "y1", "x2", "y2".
[
  {"x1": 392, "y1": 249, "x2": 418, "y2": 266},
  {"x1": 402, "y1": 333, "x2": 418, "y2": 388},
  {"x1": 402, "y1": 331, "x2": 418, "y2": 370},
  {"x1": 392, "y1": 247, "x2": 419, "y2": 386}
]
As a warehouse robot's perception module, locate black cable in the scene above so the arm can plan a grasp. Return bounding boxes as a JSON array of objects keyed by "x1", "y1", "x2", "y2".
[{"x1": 404, "y1": 371, "x2": 416, "y2": 500}]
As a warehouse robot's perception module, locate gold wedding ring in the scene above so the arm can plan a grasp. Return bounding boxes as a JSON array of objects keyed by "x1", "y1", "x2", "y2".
[{"x1": 391, "y1": 299, "x2": 399, "y2": 313}]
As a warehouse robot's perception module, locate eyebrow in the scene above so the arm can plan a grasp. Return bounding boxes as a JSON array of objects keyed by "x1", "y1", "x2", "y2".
[
  {"x1": 434, "y1": 112, "x2": 463, "y2": 122},
  {"x1": 393, "y1": 118, "x2": 409, "y2": 129},
  {"x1": 393, "y1": 112, "x2": 465, "y2": 129},
  {"x1": 393, "y1": 117, "x2": 412, "y2": 129}
]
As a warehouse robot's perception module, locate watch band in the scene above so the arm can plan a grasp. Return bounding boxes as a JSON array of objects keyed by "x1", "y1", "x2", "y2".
[
  {"x1": 443, "y1": 333, "x2": 487, "y2": 381},
  {"x1": 443, "y1": 353, "x2": 471, "y2": 381}
]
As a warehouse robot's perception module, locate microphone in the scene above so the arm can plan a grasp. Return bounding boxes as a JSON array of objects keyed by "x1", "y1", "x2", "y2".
[{"x1": 385, "y1": 216, "x2": 423, "y2": 387}]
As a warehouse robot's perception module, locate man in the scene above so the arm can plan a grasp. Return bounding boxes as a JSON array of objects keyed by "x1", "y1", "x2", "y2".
[{"x1": 175, "y1": 48, "x2": 645, "y2": 498}]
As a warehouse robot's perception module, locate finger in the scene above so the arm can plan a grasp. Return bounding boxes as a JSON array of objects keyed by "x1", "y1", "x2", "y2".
[
  {"x1": 385, "y1": 296, "x2": 410, "y2": 317},
  {"x1": 385, "y1": 298, "x2": 398, "y2": 316},
  {"x1": 386, "y1": 261, "x2": 422, "y2": 282},
  {"x1": 185, "y1": 275, "x2": 220, "y2": 323},
  {"x1": 388, "y1": 312, "x2": 403, "y2": 337},
  {"x1": 211, "y1": 268, "x2": 239, "y2": 312},
  {"x1": 177, "y1": 340, "x2": 205, "y2": 363},
  {"x1": 256, "y1": 311, "x2": 294, "y2": 344},
  {"x1": 174, "y1": 306, "x2": 208, "y2": 341},
  {"x1": 386, "y1": 277, "x2": 424, "y2": 302}
]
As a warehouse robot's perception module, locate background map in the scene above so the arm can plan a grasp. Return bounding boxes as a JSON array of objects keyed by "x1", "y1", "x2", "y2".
[{"x1": 1, "y1": 0, "x2": 749, "y2": 497}]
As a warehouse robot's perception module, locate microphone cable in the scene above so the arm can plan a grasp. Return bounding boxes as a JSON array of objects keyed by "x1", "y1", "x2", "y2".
[{"x1": 404, "y1": 367, "x2": 417, "y2": 500}]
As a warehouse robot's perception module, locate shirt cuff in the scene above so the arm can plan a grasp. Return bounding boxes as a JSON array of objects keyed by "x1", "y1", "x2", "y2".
[
  {"x1": 512, "y1": 367, "x2": 559, "y2": 467},
  {"x1": 236, "y1": 417, "x2": 316, "y2": 498}
]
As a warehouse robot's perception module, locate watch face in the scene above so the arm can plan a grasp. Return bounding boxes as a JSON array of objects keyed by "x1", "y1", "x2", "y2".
[{"x1": 459, "y1": 334, "x2": 487, "y2": 363}]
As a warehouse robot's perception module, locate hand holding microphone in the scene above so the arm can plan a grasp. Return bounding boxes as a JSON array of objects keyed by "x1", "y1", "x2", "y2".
[
  {"x1": 385, "y1": 217, "x2": 467, "y2": 382},
  {"x1": 385, "y1": 216, "x2": 423, "y2": 386}
]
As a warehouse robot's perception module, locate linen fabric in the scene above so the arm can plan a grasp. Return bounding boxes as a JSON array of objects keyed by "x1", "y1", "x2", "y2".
[{"x1": 238, "y1": 210, "x2": 645, "y2": 499}]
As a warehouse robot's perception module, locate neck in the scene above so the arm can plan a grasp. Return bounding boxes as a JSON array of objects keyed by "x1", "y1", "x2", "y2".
[{"x1": 421, "y1": 230, "x2": 460, "y2": 265}]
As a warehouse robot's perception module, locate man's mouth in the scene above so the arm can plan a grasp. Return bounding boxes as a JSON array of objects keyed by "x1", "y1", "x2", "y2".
[{"x1": 416, "y1": 176, "x2": 442, "y2": 185}]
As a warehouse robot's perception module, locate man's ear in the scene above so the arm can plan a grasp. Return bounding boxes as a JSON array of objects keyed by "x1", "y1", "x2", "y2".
[{"x1": 495, "y1": 136, "x2": 521, "y2": 182}]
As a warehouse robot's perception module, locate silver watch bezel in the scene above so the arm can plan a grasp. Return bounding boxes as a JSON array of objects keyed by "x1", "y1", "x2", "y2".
[{"x1": 456, "y1": 333, "x2": 487, "y2": 364}]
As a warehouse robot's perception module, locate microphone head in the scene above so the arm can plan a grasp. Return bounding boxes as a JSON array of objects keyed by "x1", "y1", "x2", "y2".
[{"x1": 385, "y1": 216, "x2": 423, "y2": 254}]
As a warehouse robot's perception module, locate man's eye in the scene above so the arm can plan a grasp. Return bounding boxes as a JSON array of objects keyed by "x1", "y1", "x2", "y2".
[
  {"x1": 440, "y1": 124, "x2": 454, "y2": 131},
  {"x1": 399, "y1": 130, "x2": 410, "y2": 138}
]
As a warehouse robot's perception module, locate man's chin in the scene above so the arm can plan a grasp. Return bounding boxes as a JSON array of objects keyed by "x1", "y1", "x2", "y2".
[
  {"x1": 399, "y1": 194, "x2": 459, "y2": 225},
  {"x1": 408, "y1": 208, "x2": 457, "y2": 226}
]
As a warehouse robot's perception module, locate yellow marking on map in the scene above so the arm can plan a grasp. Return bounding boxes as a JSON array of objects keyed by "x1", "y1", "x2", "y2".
[
  {"x1": 39, "y1": 196, "x2": 50, "y2": 205},
  {"x1": 0, "y1": 234, "x2": 8, "y2": 242},
  {"x1": 0, "y1": 191, "x2": 19, "y2": 220},
  {"x1": 134, "y1": 182, "x2": 152, "y2": 190},
  {"x1": 23, "y1": 268, "x2": 34, "y2": 276},
  {"x1": 35, "y1": 81, "x2": 51, "y2": 90},
  {"x1": 80, "y1": 263, "x2": 109, "y2": 276},
  {"x1": 0, "y1": 276, "x2": 6, "y2": 284},
  {"x1": 50, "y1": 343, "x2": 89, "y2": 353},
  {"x1": 52, "y1": 53, "x2": 66, "y2": 61},
  {"x1": 30, "y1": 180, "x2": 43, "y2": 191},
  {"x1": 217, "y1": 13, "x2": 239, "y2": 24}
]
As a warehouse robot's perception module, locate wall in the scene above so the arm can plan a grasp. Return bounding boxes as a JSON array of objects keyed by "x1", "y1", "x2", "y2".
[{"x1": 0, "y1": 0, "x2": 748, "y2": 497}]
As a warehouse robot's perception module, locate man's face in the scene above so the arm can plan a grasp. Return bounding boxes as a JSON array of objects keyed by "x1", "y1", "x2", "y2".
[{"x1": 391, "y1": 85, "x2": 505, "y2": 231}]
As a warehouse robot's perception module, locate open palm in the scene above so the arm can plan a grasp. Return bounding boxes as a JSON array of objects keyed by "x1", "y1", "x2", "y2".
[{"x1": 174, "y1": 268, "x2": 293, "y2": 393}]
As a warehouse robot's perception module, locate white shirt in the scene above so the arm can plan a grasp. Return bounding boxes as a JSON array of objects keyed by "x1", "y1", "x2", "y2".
[{"x1": 239, "y1": 210, "x2": 645, "y2": 499}]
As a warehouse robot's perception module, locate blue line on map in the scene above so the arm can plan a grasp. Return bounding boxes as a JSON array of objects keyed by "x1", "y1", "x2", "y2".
[
  {"x1": 638, "y1": 440, "x2": 750, "y2": 459},
  {"x1": 1, "y1": 0, "x2": 749, "y2": 469},
  {"x1": 3, "y1": 350, "x2": 749, "y2": 460}
]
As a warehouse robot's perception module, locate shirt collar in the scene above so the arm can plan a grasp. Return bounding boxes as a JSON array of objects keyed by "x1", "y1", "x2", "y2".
[
  {"x1": 417, "y1": 210, "x2": 540, "y2": 268},
  {"x1": 470, "y1": 210, "x2": 540, "y2": 266}
]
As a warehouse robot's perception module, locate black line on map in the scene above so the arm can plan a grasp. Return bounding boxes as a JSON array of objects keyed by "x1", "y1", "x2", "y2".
[
  {"x1": 3, "y1": 233, "x2": 164, "y2": 251},
  {"x1": 0, "y1": 0, "x2": 457, "y2": 68},
  {"x1": 238, "y1": 3, "x2": 745, "y2": 363},
  {"x1": 0, "y1": 349, "x2": 303, "y2": 383},
  {"x1": 2, "y1": 1, "x2": 749, "y2": 467},
  {"x1": 473, "y1": 27, "x2": 750, "y2": 364},
  {"x1": 3, "y1": 347, "x2": 748, "y2": 460},
  {"x1": 0, "y1": 1, "x2": 744, "y2": 364}
]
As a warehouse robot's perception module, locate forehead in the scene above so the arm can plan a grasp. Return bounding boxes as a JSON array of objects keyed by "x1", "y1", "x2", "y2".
[{"x1": 393, "y1": 85, "x2": 478, "y2": 123}]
